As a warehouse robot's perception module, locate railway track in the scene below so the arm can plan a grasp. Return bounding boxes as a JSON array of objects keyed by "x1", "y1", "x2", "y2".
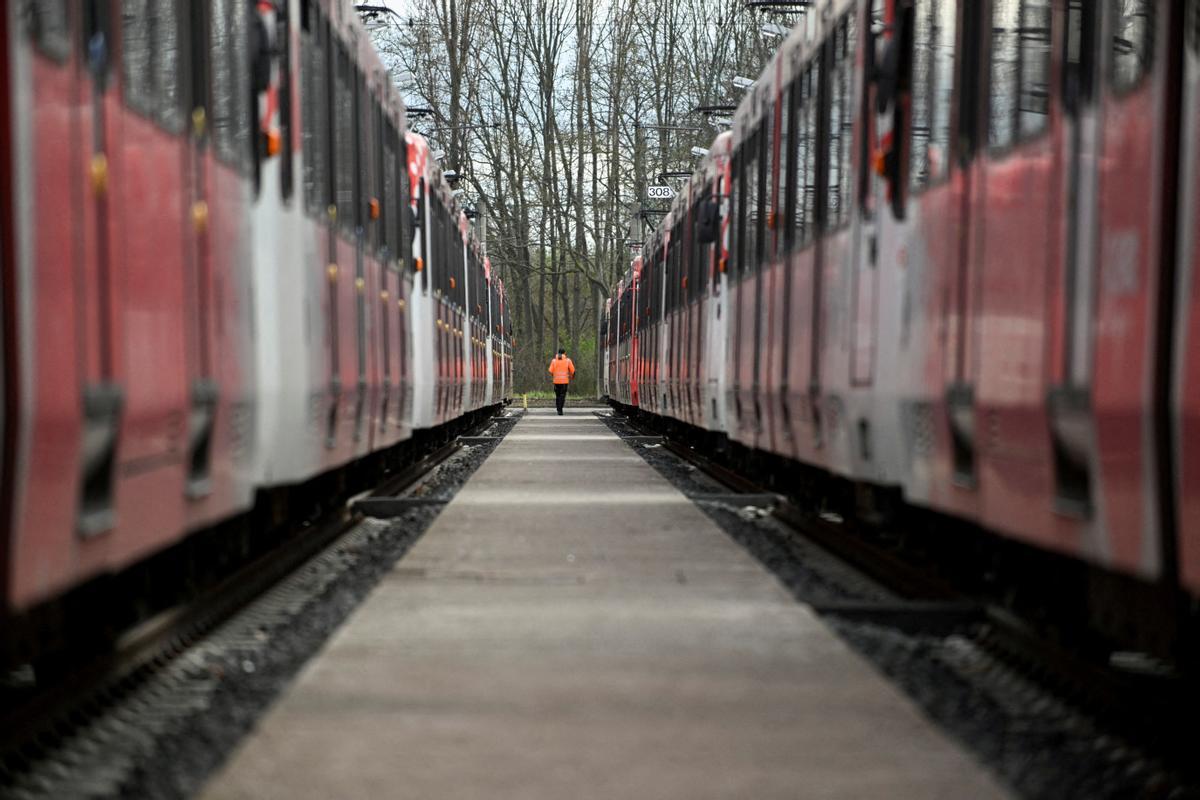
[
  {"x1": 606, "y1": 405, "x2": 1198, "y2": 787},
  {"x1": 0, "y1": 412, "x2": 510, "y2": 796}
]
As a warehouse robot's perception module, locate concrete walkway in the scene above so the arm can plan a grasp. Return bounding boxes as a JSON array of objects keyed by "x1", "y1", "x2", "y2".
[{"x1": 202, "y1": 408, "x2": 1008, "y2": 799}]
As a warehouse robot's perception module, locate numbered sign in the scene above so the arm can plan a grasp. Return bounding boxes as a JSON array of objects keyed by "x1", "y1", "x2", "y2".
[{"x1": 646, "y1": 185, "x2": 675, "y2": 200}]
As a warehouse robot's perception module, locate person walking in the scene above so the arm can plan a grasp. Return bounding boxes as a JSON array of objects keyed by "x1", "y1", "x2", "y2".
[{"x1": 547, "y1": 348, "x2": 576, "y2": 415}]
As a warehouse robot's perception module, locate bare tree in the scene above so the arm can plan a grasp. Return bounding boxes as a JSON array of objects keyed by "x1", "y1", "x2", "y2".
[{"x1": 371, "y1": 0, "x2": 778, "y2": 393}]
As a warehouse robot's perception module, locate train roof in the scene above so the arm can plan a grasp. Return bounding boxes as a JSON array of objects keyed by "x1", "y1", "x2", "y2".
[
  {"x1": 406, "y1": 132, "x2": 486, "y2": 256},
  {"x1": 624, "y1": 0, "x2": 850, "y2": 271},
  {"x1": 322, "y1": 0, "x2": 408, "y2": 132},
  {"x1": 650, "y1": 127, "x2": 731, "y2": 246},
  {"x1": 731, "y1": 0, "x2": 850, "y2": 141}
]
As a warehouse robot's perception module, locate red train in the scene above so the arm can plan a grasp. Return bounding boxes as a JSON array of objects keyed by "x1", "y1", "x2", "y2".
[
  {"x1": 1, "y1": 0, "x2": 511, "y2": 665},
  {"x1": 604, "y1": 0, "x2": 1200, "y2": 659}
]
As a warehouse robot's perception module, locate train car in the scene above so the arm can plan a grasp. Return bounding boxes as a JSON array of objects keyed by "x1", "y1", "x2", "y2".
[
  {"x1": 1, "y1": 0, "x2": 270, "y2": 621},
  {"x1": 873, "y1": 0, "x2": 1191, "y2": 649},
  {"x1": 612, "y1": 0, "x2": 1200, "y2": 658},
  {"x1": 693, "y1": 132, "x2": 734, "y2": 433},
  {"x1": 492, "y1": 268, "x2": 513, "y2": 405},
  {"x1": 609, "y1": 257, "x2": 641, "y2": 407},
  {"x1": 406, "y1": 132, "x2": 482, "y2": 430},
  {"x1": 600, "y1": 298, "x2": 612, "y2": 398},
  {"x1": 1175, "y1": 1, "x2": 1200, "y2": 599},
  {"x1": 640, "y1": 228, "x2": 665, "y2": 417},
  {"x1": 265, "y1": 0, "x2": 416, "y2": 490},
  {"x1": 619, "y1": 133, "x2": 733, "y2": 434},
  {"x1": 1, "y1": 0, "x2": 509, "y2": 668}
]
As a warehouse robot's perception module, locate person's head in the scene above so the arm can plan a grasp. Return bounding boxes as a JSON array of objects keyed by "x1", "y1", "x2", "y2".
[{"x1": 557, "y1": 348, "x2": 566, "y2": 357}]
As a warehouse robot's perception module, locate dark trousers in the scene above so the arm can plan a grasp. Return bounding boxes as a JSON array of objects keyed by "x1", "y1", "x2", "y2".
[{"x1": 554, "y1": 383, "x2": 568, "y2": 414}]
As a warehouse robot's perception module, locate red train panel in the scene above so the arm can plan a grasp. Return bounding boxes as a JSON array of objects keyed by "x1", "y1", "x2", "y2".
[{"x1": 1176, "y1": 15, "x2": 1200, "y2": 596}]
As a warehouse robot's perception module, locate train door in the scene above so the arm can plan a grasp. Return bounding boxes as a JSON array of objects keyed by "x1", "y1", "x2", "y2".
[
  {"x1": 850, "y1": 1, "x2": 879, "y2": 390},
  {"x1": 631, "y1": 263, "x2": 640, "y2": 406},
  {"x1": 1, "y1": 0, "x2": 14, "y2": 601},
  {"x1": 1079, "y1": 1, "x2": 1183, "y2": 576},
  {"x1": 115, "y1": 0, "x2": 208, "y2": 528},
  {"x1": 321, "y1": 19, "x2": 340, "y2": 446},
  {"x1": 1047, "y1": 0, "x2": 1102, "y2": 517},
  {"x1": 1176, "y1": 0, "x2": 1200, "y2": 596},
  {"x1": 730, "y1": 120, "x2": 763, "y2": 444},
  {"x1": 69, "y1": 0, "x2": 125, "y2": 534},
  {"x1": 352, "y1": 68, "x2": 367, "y2": 446},
  {"x1": 941, "y1": 0, "x2": 986, "y2": 490},
  {"x1": 180, "y1": 2, "x2": 220, "y2": 494}
]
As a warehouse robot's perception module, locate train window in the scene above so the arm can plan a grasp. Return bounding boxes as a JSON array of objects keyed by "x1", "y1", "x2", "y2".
[
  {"x1": 763, "y1": 102, "x2": 775, "y2": 264},
  {"x1": 301, "y1": 6, "x2": 329, "y2": 214},
  {"x1": 445, "y1": 204, "x2": 454, "y2": 301},
  {"x1": 989, "y1": 0, "x2": 1020, "y2": 150},
  {"x1": 120, "y1": 1, "x2": 182, "y2": 131},
  {"x1": 685, "y1": 208, "x2": 694, "y2": 304},
  {"x1": 1110, "y1": 0, "x2": 1154, "y2": 93},
  {"x1": 709, "y1": 181, "x2": 720, "y2": 291},
  {"x1": 399, "y1": 134, "x2": 411, "y2": 269},
  {"x1": 334, "y1": 47, "x2": 355, "y2": 231},
  {"x1": 724, "y1": 153, "x2": 734, "y2": 278},
  {"x1": 781, "y1": 78, "x2": 799, "y2": 251},
  {"x1": 371, "y1": 100, "x2": 382, "y2": 252},
  {"x1": 910, "y1": 1, "x2": 932, "y2": 188},
  {"x1": 930, "y1": 1, "x2": 956, "y2": 178},
  {"x1": 1064, "y1": 0, "x2": 1099, "y2": 111},
  {"x1": 1019, "y1": 0, "x2": 1051, "y2": 138},
  {"x1": 122, "y1": 1, "x2": 156, "y2": 117},
  {"x1": 660, "y1": 244, "x2": 669, "y2": 317},
  {"x1": 432, "y1": 197, "x2": 443, "y2": 296},
  {"x1": 729, "y1": 153, "x2": 741, "y2": 278},
  {"x1": 740, "y1": 135, "x2": 758, "y2": 275},
  {"x1": 383, "y1": 121, "x2": 398, "y2": 262},
  {"x1": 640, "y1": 260, "x2": 648, "y2": 324},
  {"x1": 792, "y1": 64, "x2": 817, "y2": 247},
  {"x1": 826, "y1": 18, "x2": 853, "y2": 228},
  {"x1": 436, "y1": 200, "x2": 447, "y2": 297},
  {"x1": 805, "y1": 65, "x2": 819, "y2": 244},
  {"x1": 911, "y1": 0, "x2": 957, "y2": 190},
  {"x1": 354, "y1": 74, "x2": 367, "y2": 230},
  {"x1": 675, "y1": 230, "x2": 682, "y2": 309},
  {"x1": 827, "y1": 43, "x2": 843, "y2": 229},
  {"x1": 825, "y1": 54, "x2": 844, "y2": 226},
  {"x1": 669, "y1": 239, "x2": 677, "y2": 311},
  {"x1": 417, "y1": 178, "x2": 427, "y2": 290},
  {"x1": 990, "y1": 0, "x2": 1052, "y2": 150},
  {"x1": 278, "y1": 4, "x2": 294, "y2": 201},
  {"x1": 839, "y1": 15, "x2": 857, "y2": 224},
  {"x1": 30, "y1": 0, "x2": 71, "y2": 61},
  {"x1": 654, "y1": 250, "x2": 662, "y2": 321},
  {"x1": 1189, "y1": 0, "x2": 1200, "y2": 55},
  {"x1": 678, "y1": 224, "x2": 688, "y2": 306},
  {"x1": 665, "y1": 239, "x2": 674, "y2": 314},
  {"x1": 457, "y1": 230, "x2": 467, "y2": 306},
  {"x1": 156, "y1": 2, "x2": 183, "y2": 132},
  {"x1": 210, "y1": 0, "x2": 251, "y2": 171},
  {"x1": 756, "y1": 123, "x2": 768, "y2": 266},
  {"x1": 693, "y1": 188, "x2": 711, "y2": 300},
  {"x1": 652, "y1": 249, "x2": 662, "y2": 321}
]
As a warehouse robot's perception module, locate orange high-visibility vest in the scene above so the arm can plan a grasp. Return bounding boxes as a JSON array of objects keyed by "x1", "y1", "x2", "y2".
[{"x1": 548, "y1": 356, "x2": 576, "y2": 384}]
